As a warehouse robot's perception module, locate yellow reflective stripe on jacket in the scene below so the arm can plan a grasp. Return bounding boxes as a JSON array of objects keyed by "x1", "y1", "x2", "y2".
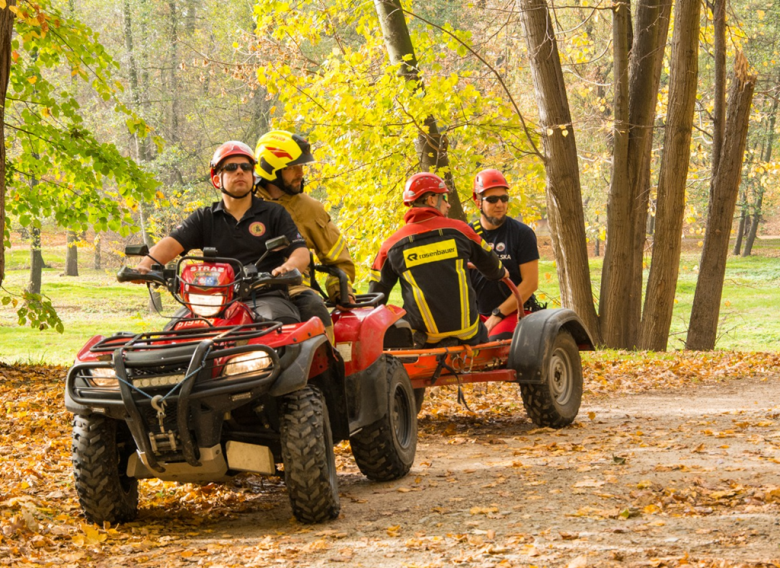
[
  {"x1": 403, "y1": 270, "x2": 438, "y2": 335},
  {"x1": 425, "y1": 319, "x2": 479, "y2": 343},
  {"x1": 369, "y1": 268, "x2": 381, "y2": 283},
  {"x1": 456, "y1": 259, "x2": 469, "y2": 331},
  {"x1": 325, "y1": 234, "x2": 346, "y2": 262}
]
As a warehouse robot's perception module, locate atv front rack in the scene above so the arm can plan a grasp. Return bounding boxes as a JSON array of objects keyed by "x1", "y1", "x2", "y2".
[{"x1": 90, "y1": 321, "x2": 284, "y2": 354}]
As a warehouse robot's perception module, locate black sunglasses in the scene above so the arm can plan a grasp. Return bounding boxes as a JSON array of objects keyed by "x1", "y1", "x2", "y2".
[
  {"x1": 221, "y1": 162, "x2": 254, "y2": 173},
  {"x1": 483, "y1": 194, "x2": 509, "y2": 204}
]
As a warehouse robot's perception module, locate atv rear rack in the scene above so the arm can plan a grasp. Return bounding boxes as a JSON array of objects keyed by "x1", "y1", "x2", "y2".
[{"x1": 91, "y1": 321, "x2": 283, "y2": 353}]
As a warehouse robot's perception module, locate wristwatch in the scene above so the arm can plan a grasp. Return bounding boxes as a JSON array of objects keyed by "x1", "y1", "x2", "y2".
[{"x1": 491, "y1": 307, "x2": 506, "y2": 320}]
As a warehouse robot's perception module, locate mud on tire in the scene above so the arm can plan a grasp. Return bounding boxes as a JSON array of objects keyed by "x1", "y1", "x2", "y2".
[
  {"x1": 279, "y1": 385, "x2": 340, "y2": 523},
  {"x1": 72, "y1": 414, "x2": 138, "y2": 524},
  {"x1": 350, "y1": 355, "x2": 417, "y2": 481},
  {"x1": 519, "y1": 330, "x2": 582, "y2": 428}
]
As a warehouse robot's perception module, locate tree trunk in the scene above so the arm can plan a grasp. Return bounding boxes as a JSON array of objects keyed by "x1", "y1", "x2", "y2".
[
  {"x1": 638, "y1": 0, "x2": 701, "y2": 351},
  {"x1": 517, "y1": 0, "x2": 600, "y2": 343},
  {"x1": 28, "y1": 227, "x2": 43, "y2": 295},
  {"x1": 167, "y1": 0, "x2": 179, "y2": 143},
  {"x1": 65, "y1": 230, "x2": 79, "y2": 276},
  {"x1": 742, "y1": 198, "x2": 761, "y2": 256},
  {"x1": 732, "y1": 208, "x2": 745, "y2": 255},
  {"x1": 600, "y1": 0, "x2": 671, "y2": 349},
  {"x1": 686, "y1": 52, "x2": 756, "y2": 350},
  {"x1": 373, "y1": 0, "x2": 466, "y2": 222},
  {"x1": 0, "y1": 1, "x2": 16, "y2": 288},
  {"x1": 93, "y1": 233, "x2": 102, "y2": 270},
  {"x1": 711, "y1": 0, "x2": 726, "y2": 173},
  {"x1": 598, "y1": 0, "x2": 631, "y2": 348}
]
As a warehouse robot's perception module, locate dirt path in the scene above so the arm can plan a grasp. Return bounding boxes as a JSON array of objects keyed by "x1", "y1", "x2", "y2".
[{"x1": 82, "y1": 375, "x2": 780, "y2": 568}]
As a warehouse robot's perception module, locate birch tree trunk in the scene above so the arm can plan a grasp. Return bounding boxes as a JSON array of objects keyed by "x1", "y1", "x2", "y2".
[
  {"x1": 373, "y1": 0, "x2": 466, "y2": 222},
  {"x1": 686, "y1": 52, "x2": 756, "y2": 350},
  {"x1": 639, "y1": 0, "x2": 701, "y2": 351},
  {"x1": 0, "y1": 1, "x2": 16, "y2": 288},
  {"x1": 601, "y1": 0, "x2": 671, "y2": 349},
  {"x1": 517, "y1": 0, "x2": 600, "y2": 343}
]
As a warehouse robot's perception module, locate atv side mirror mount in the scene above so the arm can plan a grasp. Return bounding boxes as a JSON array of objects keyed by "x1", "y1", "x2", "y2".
[
  {"x1": 255, "y1": 235, "x2": 290, "y2": 268},
  {"x1": 125, "y1": 244, "x2": 150, "y2": 257}
]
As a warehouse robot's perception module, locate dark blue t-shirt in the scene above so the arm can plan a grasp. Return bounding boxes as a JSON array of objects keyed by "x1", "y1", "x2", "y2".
[{"x1": 469, "y1": 217, "x2": 540, "y2": 315}]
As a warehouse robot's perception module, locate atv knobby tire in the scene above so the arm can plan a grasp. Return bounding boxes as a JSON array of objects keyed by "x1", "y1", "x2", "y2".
[
  {"x1": 72, "y1": 414, "x2": 139, "y2": 524},
  {"x1": 350, "y1": 355, "x2": 417, "y2": 481},
  {"x1": 519, "y1": 330, "x2": 582, "y2": 428},
  {"x1": 279, "y1": 385, "x2": 340, "y2": 523}
]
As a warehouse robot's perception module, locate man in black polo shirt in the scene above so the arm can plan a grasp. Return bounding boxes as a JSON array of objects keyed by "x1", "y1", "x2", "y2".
[
  {"x1": 135, "y1": 141, "x2": 309, "y2": 323},
  {"x1": 469, "y1": 168, "x2": 541, "y2": 340}
]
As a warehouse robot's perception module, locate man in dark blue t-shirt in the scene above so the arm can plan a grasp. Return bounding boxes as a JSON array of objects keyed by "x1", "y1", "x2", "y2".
[{"x1": 469, "y1": 169, "x2": 540, "y2": 340}]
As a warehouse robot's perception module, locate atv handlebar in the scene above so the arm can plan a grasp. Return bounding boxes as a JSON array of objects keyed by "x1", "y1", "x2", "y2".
[{"x1": 116, "y1": 266, "x2": 168, "y2": 287}]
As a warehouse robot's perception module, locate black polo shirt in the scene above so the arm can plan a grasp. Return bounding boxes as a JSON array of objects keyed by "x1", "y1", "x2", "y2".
[
  {"x1": 170, "y1": 197, "x2": 306, "y2": 273},
  {"x1": 469, "y1": 217, "x2": 540, "y2": 315}
]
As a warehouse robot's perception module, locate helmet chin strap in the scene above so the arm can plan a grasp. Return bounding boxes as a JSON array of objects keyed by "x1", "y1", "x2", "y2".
[
  {"x1": 221, "y1": 188, "x2": 253, "y2": 199},
  {"x1": 218, "y1": 171, "x2": 253, "y2": 199}
]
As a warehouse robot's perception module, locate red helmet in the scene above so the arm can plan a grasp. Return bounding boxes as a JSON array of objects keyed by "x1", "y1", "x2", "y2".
[
  {"x1": 473, "y1": 168, "x2": 509, "y2": 202},
  {"x1": 210, "y1": 141, "x2": 256, "y2": 188},
  {"x1": 403, "y1": 173, "x2": 448, "y2": 206}
]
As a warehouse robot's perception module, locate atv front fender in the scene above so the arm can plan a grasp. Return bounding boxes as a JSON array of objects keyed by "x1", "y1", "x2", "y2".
[
  {"x1": 507, "y1": 309, "x2": 595, "y2": 385},
  {"x1": 268, "y1": 335, "x2": 331, "y2": 397}
]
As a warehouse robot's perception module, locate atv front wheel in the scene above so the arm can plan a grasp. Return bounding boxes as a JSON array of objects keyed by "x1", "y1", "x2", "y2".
[
  {"x1": 72, "y1": 414, "x2": 138, "y2": 524},
  {"x1": 519, "y1": 330, "x2": 582, "y2": 428},
  {"x1": 279, "y1": 385, "x2": 340, "y2": 523},
  {"x1": 350, "y1": 355, "x2": 417, "y2": 481}
]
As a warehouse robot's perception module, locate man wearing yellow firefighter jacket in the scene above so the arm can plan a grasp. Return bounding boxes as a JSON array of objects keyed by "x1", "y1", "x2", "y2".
[{"x1": 254, "y1": 130, "x2": 355, "y2": 343}]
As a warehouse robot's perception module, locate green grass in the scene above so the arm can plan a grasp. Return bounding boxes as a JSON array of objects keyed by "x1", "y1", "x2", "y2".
[{"x1": 2, "y1": 240, "x2": 779, "y2": 365}]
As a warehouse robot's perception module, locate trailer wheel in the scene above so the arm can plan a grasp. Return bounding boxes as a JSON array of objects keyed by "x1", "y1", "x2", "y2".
[
  {"x1": 351, "y1": 356, "x2": 417, "y2": 481},
  {"x1": 519, "y1": 330, "x2": 582, "y2": 428},
  {"x1": 279, "y1": 385, "x2": 340, "y2": 523},
  {"x1": 72, "y1": 414, "x2": 138, "y2": 524}
]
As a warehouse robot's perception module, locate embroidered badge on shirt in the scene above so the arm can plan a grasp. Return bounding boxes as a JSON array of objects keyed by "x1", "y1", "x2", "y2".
[
  {"x1": 495, "y1": 242, "x2": 506, "y2": 252},
  {"x1": 249, "y1": 222, "x2": 266, "y2": 237}
]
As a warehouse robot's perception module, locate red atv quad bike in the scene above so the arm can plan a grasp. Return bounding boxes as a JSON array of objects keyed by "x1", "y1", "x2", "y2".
[
  {"x1": 65, "y1": 237, "x2": 417, "y2": 525},
  {"x1": 317, "y1": 267, "x2": 594, "y2": 428}
]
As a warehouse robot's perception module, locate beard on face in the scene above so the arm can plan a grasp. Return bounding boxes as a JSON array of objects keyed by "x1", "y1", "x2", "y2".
[
  {"x1": 281, "y1": 177, "x2": 304, "y2": 195},
  {"x1": 482, "y1": 207, "x2": 507, "y2": 227}
]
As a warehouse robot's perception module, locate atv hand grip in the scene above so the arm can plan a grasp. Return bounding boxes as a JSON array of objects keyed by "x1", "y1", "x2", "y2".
[{"x1": 117, "y1": 266, "x2": 166, "y2": 286}]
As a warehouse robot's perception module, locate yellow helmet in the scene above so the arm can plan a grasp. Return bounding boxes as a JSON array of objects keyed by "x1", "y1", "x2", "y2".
[{"x1": 254, "y1": 130, "x2": 315, "y2": 195}]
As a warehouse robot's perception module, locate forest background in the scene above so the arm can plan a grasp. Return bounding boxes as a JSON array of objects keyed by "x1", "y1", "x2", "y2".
[{"x1": 1, "y1": 0, "x2": 779, "y2": 359}]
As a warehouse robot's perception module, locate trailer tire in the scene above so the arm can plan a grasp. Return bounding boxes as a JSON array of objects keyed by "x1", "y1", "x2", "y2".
[
  {"x1": 519, "y1": 330, "x2": 582, "y2": 428},
  {"x1": 351, "y1": 356, "x2": 417, "y2": 481},
  {"x1": 72, "y1": 414, "x2": 138, "y2": 524},
  {"x1": 279, "y1": 385, "x2": 340, "y2": 523}
]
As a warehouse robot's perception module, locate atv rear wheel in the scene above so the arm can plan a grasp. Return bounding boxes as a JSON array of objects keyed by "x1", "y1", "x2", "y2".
[
  {"x1": 72, "y1": 414, "x2": 138, "y2": 524},
  {"x1": 279, "y1": 385, "x2": 340, "y2": 523},
  {"x1": 350, "y1": 355, "x2": 417, "y2": 481},
  {"x1": 413, "y1": 388, "x2": 426, "y2": 415},
  {"x1": 519, "y1": 330, "x2": 582, "y2": 428}
]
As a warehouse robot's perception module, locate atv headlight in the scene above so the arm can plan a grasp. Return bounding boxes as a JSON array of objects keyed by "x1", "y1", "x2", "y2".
[
  {"x1": 90, "y1": 368, "x2": 119, "y2": 387},
  {"x1": 222, "y1": 352, "x2": 272, "y2": 377},
  {"x1": 187, "y1": 293, "x2": 226, "y2": 317}
]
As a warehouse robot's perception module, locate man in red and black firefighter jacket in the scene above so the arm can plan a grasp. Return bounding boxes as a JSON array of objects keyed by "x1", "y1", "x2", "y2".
[{"x1": 369, "y1": 173, "x2": 508, "y2": 347}]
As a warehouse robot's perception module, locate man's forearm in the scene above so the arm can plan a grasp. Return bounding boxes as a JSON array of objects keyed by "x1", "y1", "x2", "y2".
[{"x1": 136, "y1": 237, "x2": 184, "y2": 272}]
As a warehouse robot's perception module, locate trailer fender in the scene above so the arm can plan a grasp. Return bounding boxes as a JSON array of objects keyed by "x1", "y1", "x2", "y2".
[{"x1": 508, "y1": 309, "x2": 595, "y2": 385}]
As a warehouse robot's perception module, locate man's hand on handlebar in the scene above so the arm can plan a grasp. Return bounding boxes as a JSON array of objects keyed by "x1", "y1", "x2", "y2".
[{"x1": 271, "y1": 262, "x2": 297, "y2": 277}]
